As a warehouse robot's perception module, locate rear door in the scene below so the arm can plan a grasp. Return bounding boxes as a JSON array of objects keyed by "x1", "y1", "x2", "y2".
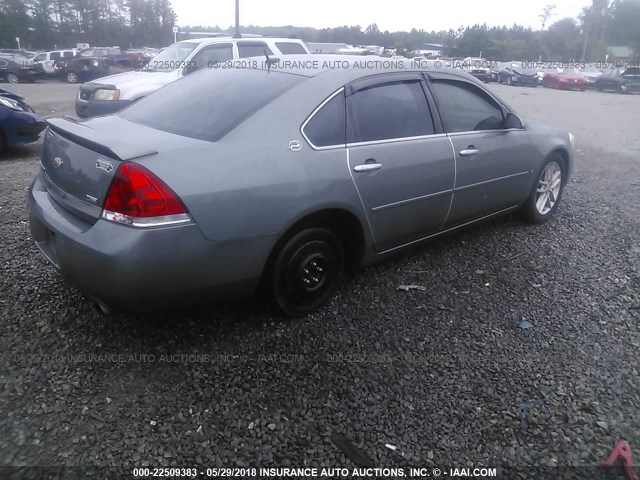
[
  {"x1": 427, "y1": 76, "x2": 534, "y2": 226},
  {"x1": 345, "y1": 74, "x2": 455, "y2": 252}
]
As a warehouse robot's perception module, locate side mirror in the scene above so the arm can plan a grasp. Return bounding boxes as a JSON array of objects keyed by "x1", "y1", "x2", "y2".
[{"x1": 503, "y1": 112, "x2": 523, "y2": 129}]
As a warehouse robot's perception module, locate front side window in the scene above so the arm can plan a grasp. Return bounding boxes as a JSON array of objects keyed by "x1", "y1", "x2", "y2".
[
  {"x1": 143, "y1": 42, "x2": 198, "y2": 72},
  {"x1": 50, "y1": 52, "x2": 61, "y2": 60},
  {"x1": 33, "y1": 54, "x2": 46, "y2": 62},
  {"x1": 346, "y1": 80, "x2": 435, "y2": 143},
  {"x1": 192, "y1": 44, "x2": 233, "y2": 69},
  {"x1": 276, "y1": 42, "x2": 307, "y2": 55},
  {"x1": 63, "y1": 51, "x2": 75, "y2": 58},
  {"x1": 238, "y1": 42, "x2": 273, "y2": 58},
  {"x1": 303, "y1": 91, "x2": 346, "y2": 148},
  {"x1": 430, "y1": 80, "x2": 504, "y2": 133}
]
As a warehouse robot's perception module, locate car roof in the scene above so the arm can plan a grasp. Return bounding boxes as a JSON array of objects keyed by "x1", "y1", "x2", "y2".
[
  {"x1": 176, "y1": 36, "x2": 304, "y2": 45},
  {"x1": 248, "y1": 54, "x2": 484, "y2": 84}
]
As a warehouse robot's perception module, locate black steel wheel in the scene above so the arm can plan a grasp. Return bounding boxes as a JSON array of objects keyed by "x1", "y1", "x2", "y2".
[{"x1": 270, "y1": 228, "x2": 344, "y2": 317}]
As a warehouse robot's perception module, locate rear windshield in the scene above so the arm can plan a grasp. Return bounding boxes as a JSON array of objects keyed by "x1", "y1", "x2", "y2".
[{"x1": 120, "y1": 68, "x2": 305, "y2": 142}]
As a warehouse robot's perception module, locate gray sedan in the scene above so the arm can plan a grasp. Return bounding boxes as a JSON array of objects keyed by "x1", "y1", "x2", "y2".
[{"x1": 29, "y1": 56, "x2": 574, "y2": 316}]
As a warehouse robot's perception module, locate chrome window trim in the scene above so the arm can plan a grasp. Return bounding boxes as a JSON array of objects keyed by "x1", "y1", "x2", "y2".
[
  {"x1": 347, "y1": 133, "x2": 447, "y2": 148},
  {"x1": 300, "y1": 87, "x2": 346, "y2": 151},
  {"x1": 447, "y1": 127, "x2": 525, "y2": 137}
]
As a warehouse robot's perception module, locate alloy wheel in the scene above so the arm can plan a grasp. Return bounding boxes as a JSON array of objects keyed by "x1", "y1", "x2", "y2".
[
  {"x1": 535, "y1": 161, "x2": 562, "y2": 215},
  {"x1": 7, "y1": 73, "x2": 19, "y2": 84}
]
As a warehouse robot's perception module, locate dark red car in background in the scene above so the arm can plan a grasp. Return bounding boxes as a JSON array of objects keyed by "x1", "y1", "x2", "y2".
[{"x1": 543, "y1": 67, "x2": 588, "y2": 91}]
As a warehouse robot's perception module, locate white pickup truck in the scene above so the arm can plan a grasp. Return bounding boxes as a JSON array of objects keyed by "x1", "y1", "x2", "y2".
[{"x1": 75, "y1": 36, "x2": 310, "y2": 118}]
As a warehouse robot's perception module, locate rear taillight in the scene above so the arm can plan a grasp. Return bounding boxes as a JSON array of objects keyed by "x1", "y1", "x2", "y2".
[{"x1": 102, "y1": 162, "x2": 190, "y2": 227}]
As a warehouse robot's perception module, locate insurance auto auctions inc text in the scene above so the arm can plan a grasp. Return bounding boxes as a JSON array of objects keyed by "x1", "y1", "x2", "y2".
[{"x1": 197, "y1": 466, "x2": 498, "y2": 478}]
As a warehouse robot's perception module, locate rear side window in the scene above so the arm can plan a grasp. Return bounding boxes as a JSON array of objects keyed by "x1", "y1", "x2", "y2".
[
  {"x1": 346, "y1": 80, "x2": 435, "y2": 143},
  {"x1": 238, "y1": 42, "x2": 273, "y2": 58},
  {"x1": 303, "y1": 91, "x2": 346, "y2": 148},
  {"x1": 63, "y1": 51, "x2": 75, "y2": 58},
  {"x1": 120, "y1": 68, "x2": 304, "y2": 142},
  {"x1": 430, "y1": 80, "x2": 504, "y2": 132},
  {"x1": 276, "y1": 42, "x2": 307, "y2": 55}
]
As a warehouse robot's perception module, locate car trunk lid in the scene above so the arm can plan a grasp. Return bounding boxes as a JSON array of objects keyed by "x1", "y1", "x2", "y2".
[{"x1": 41, "y1": 117, "x2": 159, "y2": 223}]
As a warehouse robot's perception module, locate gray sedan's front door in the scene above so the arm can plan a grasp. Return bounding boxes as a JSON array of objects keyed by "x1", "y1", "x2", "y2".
[
  {"x1": 428, "y1": 78, "x2": 534, "y2": 226},
  {"x1": 346, "y1": 75, "x2": 455, "y2": 252}
]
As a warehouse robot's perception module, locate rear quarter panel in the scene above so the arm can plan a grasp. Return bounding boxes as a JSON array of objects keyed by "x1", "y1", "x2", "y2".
[{"x1": 135, "y1": 74, "x2": 371, "y2": 247}]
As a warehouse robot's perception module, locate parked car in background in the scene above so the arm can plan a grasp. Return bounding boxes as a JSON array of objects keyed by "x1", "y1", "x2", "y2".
[
  {"x1": 31, "y1": 56, "x2": 574, "y2": 316},
  {"x1": 75, "y1": 35, "x2": 311, "y2": 118},
  {"x1": 56, "y1": 56, "x2": 112, "y2": 83},
  {"x1": 579, "y1": 64, "x2": 603, "y2": 87},
  {"x1": 498, "y1": 62, "x2": 539, "y2": 86},
  {"x1": 0, "y1": 53, "x2": 45, "y2": 83},
  {"x1": 0, "y1": 87, "x2": 46, "y2": 153},
  {"x1": 491, "y1": 62, "x2": 507, "y2": 82},
  {"x1": 594, "y1": 67, "x2": 640, "y2": 93},
  {"x1": 460, "y1": 57, "x2": 492, "y2": 82},
  {"x1": 32, "y1": 49, "x2": 77, "y2": 75},
  {"x1": 542, "y1": 67, "x2": 587, "y2": 90}
]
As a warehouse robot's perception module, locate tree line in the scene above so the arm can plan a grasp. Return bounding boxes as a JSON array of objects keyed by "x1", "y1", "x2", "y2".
[
  {"x1": 1, "y1": 0, "x2": 639, "y2": 61},
  {"x1": 0, "y1": 0, "x2": 176, "y2": 50}
]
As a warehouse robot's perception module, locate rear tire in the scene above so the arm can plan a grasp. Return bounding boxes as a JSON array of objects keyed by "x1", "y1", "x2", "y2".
[
  {"x1": 66, "y1": 71, "x2": 78, "y2": 83},
  {"x1": 520, "y1": 153, "x2": 567, "y2": 224},
  {"x1": 269, "y1": 228, "x2": 344, "y2": 317}
]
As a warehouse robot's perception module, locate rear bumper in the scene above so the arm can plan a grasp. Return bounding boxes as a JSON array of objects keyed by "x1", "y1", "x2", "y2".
[
  {"x1": 28, "y1": 175, "x2": 272, "y2": 310},
  {"x1": 514, "y1": 76, "x2": 538, "y2": 86}
]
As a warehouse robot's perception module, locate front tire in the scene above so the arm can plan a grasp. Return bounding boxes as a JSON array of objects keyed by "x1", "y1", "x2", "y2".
[
  {"x1": 7, "y1": 73, "x2": 19, "y2": 84},
  {"x1": 270, "y1": 228, "x2": 345, "y2": 317},
  {"x1": 520, "y1": 154, "x2": 567, "y2": 224}
]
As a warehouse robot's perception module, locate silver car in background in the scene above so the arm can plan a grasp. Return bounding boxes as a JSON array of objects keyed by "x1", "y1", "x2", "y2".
[{"x1": 29, "y1": 56, "x2": 574, "y2": 316}]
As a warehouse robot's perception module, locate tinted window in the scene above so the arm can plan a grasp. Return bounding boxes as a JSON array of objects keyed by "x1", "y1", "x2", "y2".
[
  {"x1": 50, "y1": 52, "x2": 61, "y2": 60},
  {"x1": 33, "y1": 53, "x2": 46, "y2": 62},
  {"x1": 430, "y1": 80, "x2": 504, "y2": 132},
  {"x1": 192, "y1": 44, "x2": 233, "y2": 69},
  {"x1": 238, "y1": 42, "x2": 273, "y2": 58},
  {"x1": 276, "y1": 42, "x2": 307, "y2": 55},
  {"x1": 63, "y1": 51, "x2": 75, "y2": 58},
  {"x1": 346, "y1": 80, "x2": 435, "y2": 143},
  {"x1": 304, "y1": 91, "x2": 346, "y2": 147},
  {"x1": 120, "y1": 68, "x2": 304, "y2": 142}
]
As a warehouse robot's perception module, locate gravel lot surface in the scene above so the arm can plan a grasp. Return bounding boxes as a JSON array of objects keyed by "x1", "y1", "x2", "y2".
[{"x1": 1, "y1": 81, "x2": 639, "y2": 475}]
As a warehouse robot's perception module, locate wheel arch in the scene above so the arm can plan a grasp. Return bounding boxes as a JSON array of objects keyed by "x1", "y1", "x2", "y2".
[{"x1": 262, "y1": 207, "x2": 367, "y2": 282}]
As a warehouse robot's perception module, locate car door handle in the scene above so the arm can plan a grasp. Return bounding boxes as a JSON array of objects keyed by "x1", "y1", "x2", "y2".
[
  {"x1": 353, "y1": 163, "x2": 382, "y2": 172},
  {"x1": 459, "y1": 147, "x2": 479, "y2": 156}
]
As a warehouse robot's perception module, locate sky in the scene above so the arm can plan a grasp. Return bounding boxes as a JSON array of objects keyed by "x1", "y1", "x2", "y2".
[{"x1": 172, "y1": 0, "x2": 591, "y2": 32}]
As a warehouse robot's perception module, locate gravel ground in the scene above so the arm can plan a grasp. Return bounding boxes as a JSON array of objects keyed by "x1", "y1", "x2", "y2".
[{"x1": 1, "y1": 83, "x2": 639, "y2": 475}]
